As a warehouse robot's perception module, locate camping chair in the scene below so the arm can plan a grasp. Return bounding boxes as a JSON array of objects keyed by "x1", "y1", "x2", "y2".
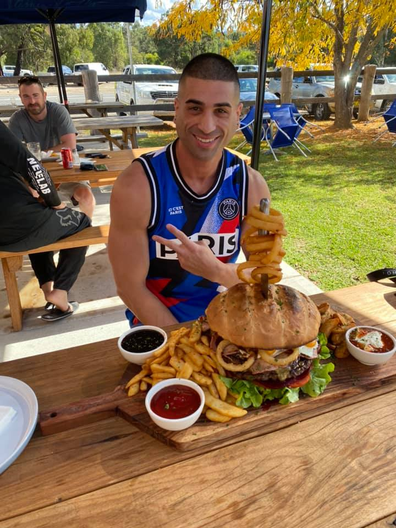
[
  {"x1": 373, "y1": 100, "x2": 396, "y2": 146},
  {"x1": 235, "y1": 106, "x2": 269, "y2": 155},
  {"x1": 281, "y1": 103, "x2": 322, "y2": 138},
  {"x1": 266, "y1": 105, "x2": 309, "y2": 161}
]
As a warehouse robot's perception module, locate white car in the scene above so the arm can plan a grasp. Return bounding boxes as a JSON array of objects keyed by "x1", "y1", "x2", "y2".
[
  {"x1": 235, "y1": 65, "x2": 259, "y2": 73},
  {"x1": 239, "y1": 78, "x2": 279, "y2": 104},
  {"x1": 115, "y1": 64, "x2": 178, "y2": 116},
  {"x1": 3, "y1": 65, "x2": 33, "y2": 77},
  {"x1": 358, "y1": 68, "x2": 396, "y2": 111},
  {"x1": 73, "y1": 63, "x2": 109, "y2": 84}
]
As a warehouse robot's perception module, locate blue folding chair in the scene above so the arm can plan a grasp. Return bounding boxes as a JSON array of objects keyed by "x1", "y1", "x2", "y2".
[
  {"x1": 235, "y1": 106, "x2": 269, "y2": 155},
  {"x1": 373, "y1": 100, "x2": 396, "y2": 146},
  {"x1": 281, "y1": 103, "x2": 323, "y2": 138},
  {"x1": 266, "y1": 105, "x2": 309, "y2": 161}
]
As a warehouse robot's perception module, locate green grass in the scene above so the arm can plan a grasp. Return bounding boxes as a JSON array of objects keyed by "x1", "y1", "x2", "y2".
[{"x1": 140, "y1": 125, "x2": 396, "y2": 291}]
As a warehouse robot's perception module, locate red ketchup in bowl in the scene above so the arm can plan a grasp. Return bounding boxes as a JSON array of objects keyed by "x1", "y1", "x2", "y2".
[
  {"x1": 349, "y1": 327, "x2": 394, "y2": 353},
  {"x1": 150, "y1": 385, "x2": 201, "y2": 419}
]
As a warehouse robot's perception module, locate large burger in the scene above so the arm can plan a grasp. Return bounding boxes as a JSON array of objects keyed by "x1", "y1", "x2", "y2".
[{"x1": 204, "y1": 282, "x2": 334, "y2": 407}]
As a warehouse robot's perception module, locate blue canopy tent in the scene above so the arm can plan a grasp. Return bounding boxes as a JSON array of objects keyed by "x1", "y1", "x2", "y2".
[{"x1": 0, "y1": 0, "x2": 147, "y2": 105}]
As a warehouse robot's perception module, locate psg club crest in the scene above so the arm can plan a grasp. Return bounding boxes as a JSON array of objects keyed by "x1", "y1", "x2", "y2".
[{"x1": 218, "y1": 198, "x2": 239, "y2": 220}]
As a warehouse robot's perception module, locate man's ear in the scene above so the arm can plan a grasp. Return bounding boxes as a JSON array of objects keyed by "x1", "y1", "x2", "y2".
[
  {"x1": 174, "y1": 97, "x2": 179, "y2": 120},
  {"x1": 236, "y1": 102, "x2": 243, "y2": 118}
]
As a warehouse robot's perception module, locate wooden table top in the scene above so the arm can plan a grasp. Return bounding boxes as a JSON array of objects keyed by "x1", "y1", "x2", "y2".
[
  {"x1": 72, "y1": 115, "x2": 164, "y2": 131},
  {"x1": 45, "y1": 149, "x2": 136, "y2": 186},
  {"x1": 1, "y1": 280, "x2": 396, "y2": 527},
  {"x1": 46, "y1": 147, "x2": 252, "y2": 187}
]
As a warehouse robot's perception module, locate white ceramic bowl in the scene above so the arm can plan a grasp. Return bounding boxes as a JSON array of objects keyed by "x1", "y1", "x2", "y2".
[
  {"x1": 117, "y1": 325, "x2": 168, "y2": 365},
  {"x1": 345, "y1": 326, "x2": 396, "y2": 366},
  {"x1": 145, "y1": 378, "x2": 205, "y2": 431}
]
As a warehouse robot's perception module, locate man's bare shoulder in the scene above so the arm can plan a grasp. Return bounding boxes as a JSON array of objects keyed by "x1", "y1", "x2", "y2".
[
  {"x1": 246, "y1": 165, "x2": 270, "y2": 199},
  {"x1": 114, "y1": 159, "x2": 150, "y2": 191},
  {"x1": 111, "y1": 160, "x2": 151, "y2": 227}
]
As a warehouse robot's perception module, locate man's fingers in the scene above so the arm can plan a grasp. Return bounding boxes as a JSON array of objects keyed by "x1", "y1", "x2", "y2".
[
  {"x1": 152, "y1": 234, "x2": 181, "y2": 252},
  {"x1": 165, "y1": 224, "x2": 193, "y2": 245}
]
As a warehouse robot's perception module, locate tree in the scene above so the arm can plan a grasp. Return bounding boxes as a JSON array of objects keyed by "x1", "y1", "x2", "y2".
[
  {"x1": 156, "y1": 0, "x2": 396, "y2": 129},
  {"x1": 90, "y1": 23, "x2": 127, "y2": 70}
]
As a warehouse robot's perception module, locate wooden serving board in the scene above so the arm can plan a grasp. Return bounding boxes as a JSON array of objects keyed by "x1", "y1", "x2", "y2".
[{"x1": 39, "y1": 353, "x2": 396, "y2": 452}]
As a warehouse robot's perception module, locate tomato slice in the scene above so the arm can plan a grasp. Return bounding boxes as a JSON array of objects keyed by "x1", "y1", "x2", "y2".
[{"x1": 287, "y1": 371, "x2": 311, "y2": 388}]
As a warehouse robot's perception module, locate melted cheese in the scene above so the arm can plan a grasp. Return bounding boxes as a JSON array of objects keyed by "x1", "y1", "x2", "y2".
[{"x1": 355, "y1": 330, "x2": 383, "y2": 350}]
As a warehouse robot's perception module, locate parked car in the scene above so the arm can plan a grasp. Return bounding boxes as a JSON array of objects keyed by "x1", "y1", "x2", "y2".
[
  {"x1": 115, "y1": 64, "x2": 178, "y2": 116},
  {"x1": 73, "y1": 62, "x2": 109, "y2": 85},
  {"x1": 47, "y1": 65, "x2": 73, "y2": 75},
  {"x1": 73, "y1": 62, "x2": 109, "y2": 76},
  {"x1": 44, "y1": 65, "x2": 77, "y2": 86},
  {"x1": 239, "y1": 78, "x2": 279, "y2": 103},
  {"x1": 3, "y1": 65, "x2": 33, "y2": 77},
  {"x1": 358, "y1": 68, "x2": 396, "y2": 112},
  {"x1": 268, "y1": 72, "x2": 338, "y2": 120},
  {"x1": 235, "y1": 65, "x2": 259, "y2": 73}
]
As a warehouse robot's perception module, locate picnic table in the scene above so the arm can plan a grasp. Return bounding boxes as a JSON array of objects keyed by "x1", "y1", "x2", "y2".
[
  {"x1": 72, "y1": 115, "x2": 164, "y2": 149},
  {"x1": 45, "y1": 147, "x2": 252, "y2": 187},
  {"x1": 1, "y1": 280, "x2": 396, "y2": 526}
]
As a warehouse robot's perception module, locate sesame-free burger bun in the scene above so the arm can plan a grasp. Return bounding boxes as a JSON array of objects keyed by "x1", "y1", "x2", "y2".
[{"x1": 205, "y1": 283, "x2": 321, "y2": 350}]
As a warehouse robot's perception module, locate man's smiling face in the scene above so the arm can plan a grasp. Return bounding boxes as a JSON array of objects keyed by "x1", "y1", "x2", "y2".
[{"x1": 174, "y1": 77, "x2": 242, "y2": 162}]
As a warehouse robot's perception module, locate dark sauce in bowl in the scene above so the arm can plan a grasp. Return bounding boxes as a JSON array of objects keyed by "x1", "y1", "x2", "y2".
[
  {"x1": 122, "y1": 329, "x2": 165, "y2": 353},
  {"x1": 151, "y1": 385, "x2": 201, "y2": 419}
]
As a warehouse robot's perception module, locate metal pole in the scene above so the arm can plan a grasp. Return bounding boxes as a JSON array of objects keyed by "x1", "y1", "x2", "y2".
[
  {"x1": 39, "y1": 8, "x2": 69, "y2": 109},
  {"x1": 126, "y1": 23, "x2": 137, "y2": 108},
  {"x1": 251, "y1": 0, "x2": 273, "y2": 170}
]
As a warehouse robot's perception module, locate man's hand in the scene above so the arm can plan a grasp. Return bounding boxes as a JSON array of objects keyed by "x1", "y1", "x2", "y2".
[
  {"x1": 152, "y1": 224, "x2": 221, "y2": 281},
  {"x1": 52, "y1": 202, "x2": 67, "y2": 210}
]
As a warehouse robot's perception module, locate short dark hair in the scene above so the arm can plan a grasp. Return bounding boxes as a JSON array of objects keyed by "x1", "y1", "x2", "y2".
[
  {"x1": 18, "y1": 75, "x2": 43, "y2": 89},
  {"x1": 180, "y1": 53, "x2": 240, "y2": 91}
]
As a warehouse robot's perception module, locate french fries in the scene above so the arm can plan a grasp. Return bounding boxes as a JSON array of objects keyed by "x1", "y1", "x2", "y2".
[
  {"x1": 317, "y1": 302, "x2": 356, "y2": 358},
  {"x1": 125, "y1": 323, "x2": 250, "y2": 423}
]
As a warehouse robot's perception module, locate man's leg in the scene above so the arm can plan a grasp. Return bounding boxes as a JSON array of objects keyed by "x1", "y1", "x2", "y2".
[{"x1": 45, "y1": 246, "x2": 88, "y2": 312}]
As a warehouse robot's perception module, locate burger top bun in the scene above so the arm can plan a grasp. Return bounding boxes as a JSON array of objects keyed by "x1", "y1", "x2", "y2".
[{"x1": 205, "y1": 283, "x2": 321, "y2": 350}]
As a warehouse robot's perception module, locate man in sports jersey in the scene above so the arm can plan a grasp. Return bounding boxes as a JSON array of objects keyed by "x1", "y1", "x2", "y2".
[{"x1": 109, "y1": 53, "x2": 270, "y2": 326}]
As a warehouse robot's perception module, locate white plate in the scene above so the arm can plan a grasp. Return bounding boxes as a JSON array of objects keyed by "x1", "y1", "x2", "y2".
[{"x1": 0, "y1": 376, "x2": 38, "y2": 475}]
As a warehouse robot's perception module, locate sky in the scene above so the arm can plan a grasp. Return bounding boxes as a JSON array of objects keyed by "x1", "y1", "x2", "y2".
[{"x1": 140, "y1": 0, "x2": 176, "y2": 26}]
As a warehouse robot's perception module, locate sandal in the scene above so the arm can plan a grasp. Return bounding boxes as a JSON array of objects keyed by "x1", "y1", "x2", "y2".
[
  {"x1": 45, "y1": 300, "x2": 76, "y2": 311},
  {"x1": 42, "y1": 301, "x2": 79, "y2": 322}
]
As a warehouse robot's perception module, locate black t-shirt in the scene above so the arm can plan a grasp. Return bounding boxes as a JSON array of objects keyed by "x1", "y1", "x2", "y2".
[{"x1": 0, "y1": 121, "x2": 61, "y2": 248}]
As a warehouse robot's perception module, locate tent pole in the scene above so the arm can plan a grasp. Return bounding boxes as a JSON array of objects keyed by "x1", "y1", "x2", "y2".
[
  {"x1": 38, "y1": 8, "x2": 69, "y2": 110},
  {"x1": 251, "y1": 0, "x2": 273, "y2": 170}
]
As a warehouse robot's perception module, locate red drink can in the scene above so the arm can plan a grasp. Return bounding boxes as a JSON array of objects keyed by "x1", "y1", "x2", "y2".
[{"x1": 61, "y1": 148, "x2": 73, "y2": 169}]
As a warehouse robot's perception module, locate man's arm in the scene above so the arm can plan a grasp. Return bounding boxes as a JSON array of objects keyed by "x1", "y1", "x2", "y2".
[
  {"x1": 108, "y1": 162, "x2": 179, "y2": 327},
  {"x1": 0, "y1": 121, "x2": 62, "y2": 207},
  {"x1": 51, "y1": 132, "x2": 76, "y2": 152},
  {"x1": 50, "y1": 104, "x2": 77, "y2": 152},
  {"x1": 152, "y1": 165, "x2": 271, "y2": 289}
]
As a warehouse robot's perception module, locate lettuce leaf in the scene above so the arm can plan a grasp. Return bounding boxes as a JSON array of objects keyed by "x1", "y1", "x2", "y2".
[
  {"x1": 221, "y1": 377, "x2": 302, "y2": 407},
  {"x1": 301, "y1": 359, "x2": 335, "y2": 398}
]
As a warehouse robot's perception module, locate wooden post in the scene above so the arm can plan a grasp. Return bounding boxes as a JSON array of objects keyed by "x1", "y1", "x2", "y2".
[
  {"x1": 1, "y1": 256, "x2": 23, "y2": 331},
  {"x1": 358, "y1": 64, "x2": 376, "y2": 121},
  {"x1": 280, "y1": 67, "x2": 293, "y2": 104},
  {"x1": 82, "y1": 70, "x2": 101, "y2": 104},
  {"x1": 82, "y1": 70, "x2": 103, "y2": 138}
]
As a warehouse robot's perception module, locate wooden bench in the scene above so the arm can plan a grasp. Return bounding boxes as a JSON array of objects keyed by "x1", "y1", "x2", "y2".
[{"x1": 0, "y1": 225, "x2": 109, "y2": 332}]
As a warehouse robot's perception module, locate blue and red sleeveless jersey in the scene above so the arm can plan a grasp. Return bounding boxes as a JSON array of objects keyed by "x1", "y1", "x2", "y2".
[{"x1": 128, "y1": 140, "x2": 249, "y2": 323}]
